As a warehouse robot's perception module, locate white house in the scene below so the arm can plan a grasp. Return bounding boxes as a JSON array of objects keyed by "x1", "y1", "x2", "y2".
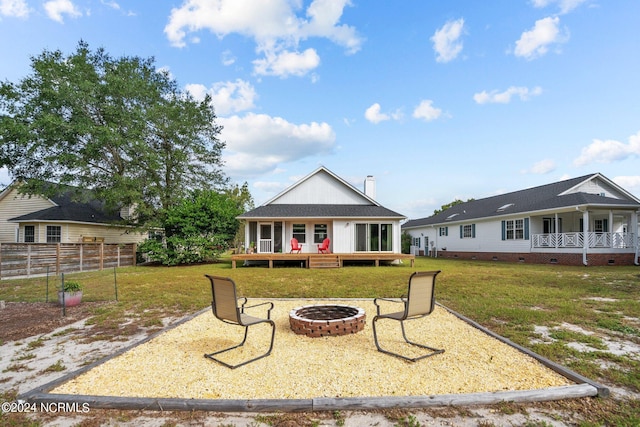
[
  {"x1": 402, "y1": 173, "x2": 640, "y2": 266},
  {"x1": 238, "y1": 166, "x2": 406, "y2": 256}
]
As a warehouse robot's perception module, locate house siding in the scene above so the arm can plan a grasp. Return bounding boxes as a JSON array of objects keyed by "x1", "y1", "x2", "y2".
[
  {"x1": 0, "y1": 188, "x2": 54, "y2": 243},
  {"x1": 270, "y1": 170, "x2": 370, "y2": 205},
  {"x1": 24, "y1": 222, "x2": 147, "y2": 244},
  {"x1": 332, "y1": 220, "x2": 351, "y2": 253}
]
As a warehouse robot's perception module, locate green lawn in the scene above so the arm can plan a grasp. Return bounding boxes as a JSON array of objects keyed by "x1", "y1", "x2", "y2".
[{"x1": 1, "y1": 256, "x2": 639, "y2": 425}]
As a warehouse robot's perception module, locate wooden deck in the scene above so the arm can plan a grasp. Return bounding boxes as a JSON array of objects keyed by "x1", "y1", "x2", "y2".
[{"x1": 230, "y1": 253, "x2": 415, "y2": 269}]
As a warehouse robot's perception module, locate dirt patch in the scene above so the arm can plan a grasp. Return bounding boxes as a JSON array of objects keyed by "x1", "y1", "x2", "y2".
[{"x1": 0, "y1": 301, "x2": 109, "y2": 342}]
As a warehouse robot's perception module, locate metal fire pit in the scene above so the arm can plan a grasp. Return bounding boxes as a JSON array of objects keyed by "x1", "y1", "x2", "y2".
[{"x1": 289, "y1": 304, "x2": 366, "y2": 337}]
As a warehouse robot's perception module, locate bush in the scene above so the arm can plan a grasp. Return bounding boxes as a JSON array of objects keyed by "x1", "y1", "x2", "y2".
[{"x1": 139, "y1": 234, "x2": 228, "y2": 266}]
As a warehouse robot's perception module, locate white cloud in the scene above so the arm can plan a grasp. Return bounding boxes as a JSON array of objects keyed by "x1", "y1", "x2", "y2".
[
  {"x1": 531, "y1": 0, "x2": 588, "y2": 14},
  {"x1": 185, "y1": 79, "x2": 257, "y2": 116},
  {"x1": 474, "y1": 86, "x2": 543, "y2": 104},
  {"x1": 364, "y1": 103, "x2": 389, "y2": 124},
  {"x1": 100, "y1": 0, "x2": 120, "y2": 10},
  {"x1": 220, "y1": 113, "x2": 335, "y2": 177},
  {"x1": 514, "y1": 16, "x2": 568, "y2": 60},
  {"x1": 522, "y1": 159, "x2": 556, "y2": 174},
  {"x1": 613, "y1": 176, "x2": 640, "y2": 198},
  {"x1": 573, "y1": 131, "x2": 640, "y2": 166},
  {"x1": 253, "y1": 48, "x2": 320, "y2": 78},
  {"x1": 44, "y1": 0, "x2": 81, "y2": 23},
  {"x1": 164, "y1": 0, "x2": 362, "y2": 78},
  {"x1": 412, "y1": 100, "x2": 442, "y2": 122},
  {"x1": 221, "y1": 50, "x2": 236, "y2": 66},
  {"x1": 0, "y1": 0, "x2": 30, "y2": 17},
  {"x1": 431, "y1": 18, "x2": 465, "y2": 63}
]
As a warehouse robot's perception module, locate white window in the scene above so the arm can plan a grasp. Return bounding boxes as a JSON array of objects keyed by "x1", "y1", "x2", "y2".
[
  {"x1": 47, "y1": 225, "x2": 61, "y2": 243},
  {"x1": 314, "y1": 224, "x2": 327, "y2": 244},
  {"x1": 293, "y1": 224, "x2": 306, "y2": 243},
  {"x1": 503, "y1": 219, "x2": 528, "y2": 240},
  {"x1": 439, "y1": 227, "x2": 448, "y2": 236}
]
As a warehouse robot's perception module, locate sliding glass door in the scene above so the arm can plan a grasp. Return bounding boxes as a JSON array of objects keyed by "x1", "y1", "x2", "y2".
[{"x1": 355, "y1": 223, "x2": 393, "y2": 252}]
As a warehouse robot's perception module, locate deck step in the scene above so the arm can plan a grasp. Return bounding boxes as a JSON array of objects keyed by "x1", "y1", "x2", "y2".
[{"x1": 308, "y1": 255, "x2": 340, "y2": 269}]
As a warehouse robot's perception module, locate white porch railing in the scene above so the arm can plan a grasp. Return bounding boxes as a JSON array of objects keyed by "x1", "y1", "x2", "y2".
[
  {"x1": 259, "y1": 239, "x2": 272, "y2": 253},
  {"x1": 532, "y1": 232, "x2": 636, "y2": 249}
]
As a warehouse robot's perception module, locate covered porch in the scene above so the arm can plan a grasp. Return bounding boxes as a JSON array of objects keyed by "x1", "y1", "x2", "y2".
[{"x1": 529, "y1": 207, "x2": 639, "y2": 250}]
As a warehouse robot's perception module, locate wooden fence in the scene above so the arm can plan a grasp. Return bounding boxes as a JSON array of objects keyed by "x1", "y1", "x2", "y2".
[{"x1": 0, "y1": 243, "x2": 137, "y2": 279}]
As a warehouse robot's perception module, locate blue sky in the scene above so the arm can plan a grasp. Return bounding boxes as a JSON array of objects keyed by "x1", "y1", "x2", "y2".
[{"x1": 1, "y1": 0, "x2": 639, "y2": 219}]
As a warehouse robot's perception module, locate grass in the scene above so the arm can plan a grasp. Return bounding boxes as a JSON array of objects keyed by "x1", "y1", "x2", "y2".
[{"x1": 1, "y1": 255, "x2": 639, "y2": 425}]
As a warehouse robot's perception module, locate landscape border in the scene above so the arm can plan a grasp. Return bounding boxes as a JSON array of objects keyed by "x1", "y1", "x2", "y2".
[{"x1": 21, "y1": 299, "x2": 609, "y2": 412}]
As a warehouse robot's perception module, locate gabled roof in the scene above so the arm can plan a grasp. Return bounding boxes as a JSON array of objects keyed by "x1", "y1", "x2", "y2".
[
  {"x1": 7, "y1": 183, "x2": 123, "y2": 225},
  {"x1": 403, "y1": 173, "x2": 640, "y2": 229},
  {"x1": 239, "y1": 166, "x2": 405, "y2": 219}
]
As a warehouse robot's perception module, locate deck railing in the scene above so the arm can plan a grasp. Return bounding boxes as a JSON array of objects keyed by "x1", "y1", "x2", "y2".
[{"x1": 532, "y1": 232, "x2": 636, "y2": 249}]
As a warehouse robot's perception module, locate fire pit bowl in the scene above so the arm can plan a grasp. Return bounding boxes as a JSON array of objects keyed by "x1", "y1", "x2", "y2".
[{"x1": 289, "y1": 304, "x2": 366, "y2": 337}]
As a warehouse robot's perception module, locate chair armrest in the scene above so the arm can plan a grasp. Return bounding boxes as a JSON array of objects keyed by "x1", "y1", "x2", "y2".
[
  {"x1": 373, "y1": 297, "x2": 405, "y2": 316},
  {"x1": 240, "y1": 300, "x2": 275, "y2": 319}
]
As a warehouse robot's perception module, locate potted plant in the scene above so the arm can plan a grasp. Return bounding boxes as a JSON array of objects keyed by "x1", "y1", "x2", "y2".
[{"x1": 58, "y1": 280, "x2": 83, "y2": 307}]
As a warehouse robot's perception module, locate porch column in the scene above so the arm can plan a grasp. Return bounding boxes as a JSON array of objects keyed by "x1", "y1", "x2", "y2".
[
  {"x1": 582, "y1": 210, "x2": 589, "y2": 266},
  {"x1": 609, "y1": 210, "x2": 614, "y2": 245},
  {"x1": 244, "y1": 222, "x2": 250, "y2": 254},
  {"x1": 555, "y1": 213, "x2": 559, "y2": 249},
  {"x1": 632, "y1": 210, "x2": 639, "y2": 265}
]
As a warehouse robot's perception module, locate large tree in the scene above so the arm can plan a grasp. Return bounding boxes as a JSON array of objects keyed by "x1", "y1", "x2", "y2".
[{"x1": 0, "y1": 41, "x2": 226, "y2": 226}]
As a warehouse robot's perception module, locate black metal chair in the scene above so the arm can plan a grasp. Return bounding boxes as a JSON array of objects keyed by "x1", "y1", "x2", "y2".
[
  {"x1": 372, "y1": 270, "x2": 444, "y2": 362},
  {"x1": 204, "y1": 275, "x2": 276, "y2": 369}
]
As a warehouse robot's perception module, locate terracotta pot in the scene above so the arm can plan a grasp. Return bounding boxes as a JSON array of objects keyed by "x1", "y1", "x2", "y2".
[{"x1": 58, "y1": 291, "x2": 83, "y2": 307}]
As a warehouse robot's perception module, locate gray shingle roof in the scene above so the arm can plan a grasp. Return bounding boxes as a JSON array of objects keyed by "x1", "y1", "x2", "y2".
[
  {"x1": 9, "y1": 189, "x2": 122, "y2": 224},
  {"x1": 238, "y1": 204, "x2": 405, "y2": 219},
  {"x1": 403, "y1": 174, "x2": 640, "y2": 229}
]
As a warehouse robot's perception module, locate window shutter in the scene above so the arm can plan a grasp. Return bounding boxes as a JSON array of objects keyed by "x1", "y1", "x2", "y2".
[
  {"x1": 524, "y1": 218, "x2": 530, "y2": 240},
  {"x1": 460, "y1": 225, "x2": 463, "y2": 238},
  {"x1": 445, "y1": 226, "x2": 448, "y2": 236},
  {"x1": 472, "y1": 224, "x2": 476, "y2": 238},
  {"x1": 501, "y1": 221, "x2": 506, "y2": 240},
  {"x1": 603, "y1": 218, "x2": 609, "y2": 232}
]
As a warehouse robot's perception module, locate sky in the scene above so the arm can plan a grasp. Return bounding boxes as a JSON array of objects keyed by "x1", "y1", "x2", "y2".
[{"x1": 1, "y1": 0, "x2": 639, "y2": 220}]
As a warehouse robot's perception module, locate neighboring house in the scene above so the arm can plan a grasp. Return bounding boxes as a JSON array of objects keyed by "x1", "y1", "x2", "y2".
[
  {"x1": 238, "y1": 166, "x2": 406, "y2": 255},
  {"x1": 0, "y1": 182, "x2": 146, "y2": 244},
  {"x1": 402, "y1": 173, "x2": 640, "y2": 266}
]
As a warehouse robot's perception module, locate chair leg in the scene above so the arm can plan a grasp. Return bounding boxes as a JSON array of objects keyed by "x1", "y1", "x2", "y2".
[
  {"x1": 372, "y1": 317, "x2": 444, "y2": 362},
  {"x1": 204, "y1": 320, "x2": 276, "y2": 369}
]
